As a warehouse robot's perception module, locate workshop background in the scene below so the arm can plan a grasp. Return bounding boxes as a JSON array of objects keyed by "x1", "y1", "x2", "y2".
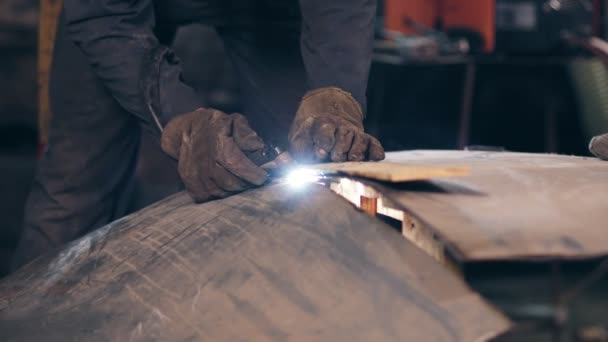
[{"x1": 1, "y1": 0, "x2": 608, "y2": 277}]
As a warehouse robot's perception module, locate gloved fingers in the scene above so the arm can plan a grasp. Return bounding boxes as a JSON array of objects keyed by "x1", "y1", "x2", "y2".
[
  {"x1": 590, "y1": 133, "x2": 608, "y2": 160},
  {"x1": 348, "y1": 133, "x2": 370, "y2": 161},
  {"x1": 210, "y1": 109, "x2": 233, "y2": 137},
  {"x1": 217, "y1": 135, "x2": 269, "y2": 186},
  {"x1": 231, "y1": 113, "x2": 265, "y2": 152},
  {"x1": 288, "y1": 116, "x2": 316, "y2": 163},
  {"x1": 195, "y1": 168, "x2": 233, "y2": 201},
  {"x1": 210, "y1": 163, "x2": 250, "y2": 193},
  {"x1": 331, "y1": 127, "x2": 354, "y2": 162},
  {"x1": 368, "y1": 135, "x2": 386, "y2": 161},
  {"x1": 177, "y1": 146, "x2": 227, "y2": 202},
  {"x1": 311, "y1": 118, "x2": 337, "y2": 161},
  {"x1": 181, "y1": 173, "x2": 227, "y2": 203},
  {"x1": 290, "y1": 136, "x2": 314, "y2": 163},
  {"x1": 161, "y1": 112, "x2": 195, "y2": 159}
]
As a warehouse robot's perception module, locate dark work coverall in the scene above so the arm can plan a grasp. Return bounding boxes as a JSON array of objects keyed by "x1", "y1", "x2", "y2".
[{"x1": 12, "y1": 0, "x2": 376, "y2": 268}]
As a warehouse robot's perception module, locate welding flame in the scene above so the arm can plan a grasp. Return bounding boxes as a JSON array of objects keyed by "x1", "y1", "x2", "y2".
[{"x1": 285, "y1": 168, "x2": 323, "y2": 188}]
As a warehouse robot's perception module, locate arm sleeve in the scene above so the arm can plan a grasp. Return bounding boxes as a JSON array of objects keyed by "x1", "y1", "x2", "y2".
[
  {"x1": 298, "y1": 0, "x2": 376, "y2": 110},
  {"x1": 63, "y1": 0, "x2": 203, "y2": 133}
]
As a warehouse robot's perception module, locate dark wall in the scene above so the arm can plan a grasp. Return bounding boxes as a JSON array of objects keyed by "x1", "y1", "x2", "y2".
[{"x1": 366, "y1": 60, "x2": 589, "y2": 156}]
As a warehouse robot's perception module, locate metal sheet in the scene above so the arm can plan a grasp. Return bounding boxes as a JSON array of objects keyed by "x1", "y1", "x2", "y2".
[
  {"x1": 0, "y1": 183, "x2": 509, "y2": 341},
  {"x1": 363, "y1": 150, "x2": 608, "y2": 261}
]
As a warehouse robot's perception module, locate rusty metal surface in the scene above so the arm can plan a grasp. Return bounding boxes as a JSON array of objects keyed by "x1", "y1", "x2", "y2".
[{"x1": 0, "y1": 183, "x2": 510, "y2": 341}]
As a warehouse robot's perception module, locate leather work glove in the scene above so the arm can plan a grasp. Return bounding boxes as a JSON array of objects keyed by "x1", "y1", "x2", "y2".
[
  {"x1": 590, "y1": 133, "x2": 608, "y2": 160},
  {"x1": 288, "y1": 87, "x2": 385, "y2": 163},
  {"x1": 161, "y1": 108, "x2": 269, "y2": 202}
]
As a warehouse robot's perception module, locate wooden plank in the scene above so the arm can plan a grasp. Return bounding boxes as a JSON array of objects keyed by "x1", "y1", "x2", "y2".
[
  {"x1": 38, "y1": 0, "x2": 63, "y2": 146},
  {"x1": 316, "y1": 161, "x2": 470, "y2": 182},
  {"x1": 326, "y1": 177, "x2": 458, "y2": 271},
  {"x1": 364, "y1": 150, "x2": 608, "y2": 261},
  {"x1": 0, "y1": 183, "x2": 510, "y2": 341}
]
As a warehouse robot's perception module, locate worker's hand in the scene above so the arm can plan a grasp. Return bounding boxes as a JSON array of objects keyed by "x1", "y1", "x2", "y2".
[
  {"x1": 161, "y1": 109, "x2": 268, "y2": 202},
  {"x1": 288, "y1": 87, "x2": 385, "y2": 163},
  {"x1": 590, "y1": 133, "x2": 608, "y2": 160}
]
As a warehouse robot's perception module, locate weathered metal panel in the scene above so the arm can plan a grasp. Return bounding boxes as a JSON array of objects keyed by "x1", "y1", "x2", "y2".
[{"x1": 0, "y1": 183, "x2": 509, "y2": 341}]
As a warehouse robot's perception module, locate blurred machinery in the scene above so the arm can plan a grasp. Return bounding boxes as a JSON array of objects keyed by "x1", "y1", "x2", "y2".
[
  {"x1": 384, "y1": 0, "x2": 495, "y2": 53},
  {"x1": 381, "y1": 0, "x2": 602, "y2": 56},
  {"x1": 496, "y1": 0, "x2": 596, "y2": 54},
  {"x1": 372, "y1": 0, "x2": 608, "y2": 154}
]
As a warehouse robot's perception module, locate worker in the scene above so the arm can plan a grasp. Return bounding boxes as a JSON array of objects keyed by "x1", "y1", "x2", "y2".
[{"x1": 11, "y1": 1, "x2": 385, "y2": 269}]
